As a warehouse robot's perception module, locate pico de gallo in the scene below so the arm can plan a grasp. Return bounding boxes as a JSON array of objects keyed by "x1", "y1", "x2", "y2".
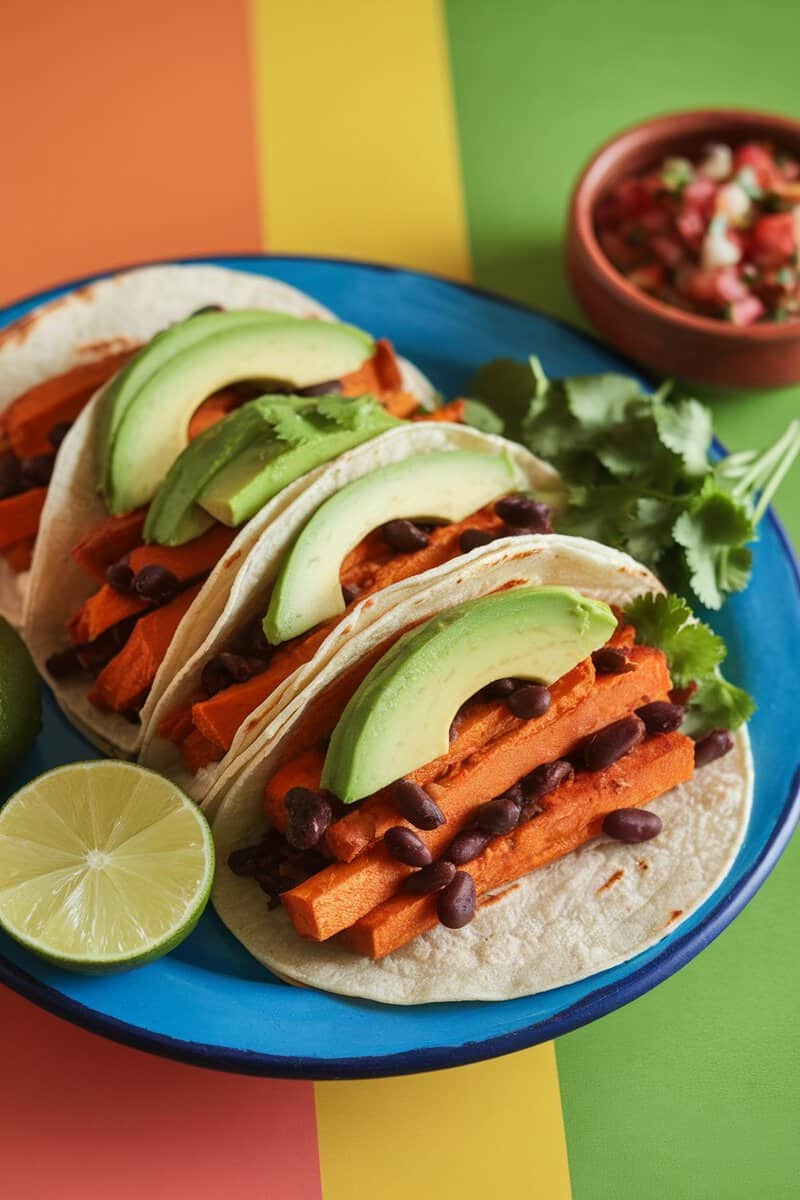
[{"x1": 595, "y1": 141, "x2": 800, "y2": 325}]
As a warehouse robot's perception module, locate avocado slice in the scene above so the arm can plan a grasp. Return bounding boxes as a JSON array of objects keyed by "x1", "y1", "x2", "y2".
[
  {"x1": 264, "y1": 450, "x2": 525, "y2": 645},
  {"x1": 144, "y1": 394, "x2": 401, "y2": 545},
  {"x1": 96, "y1": 309, "x2": 293, "y2": 497},
  {"x1": 321, "y1": 587, "x2": 616, "y2": 803},
  {"x1": 105, "y1": 319, "x2": 374, "y2": 515}
]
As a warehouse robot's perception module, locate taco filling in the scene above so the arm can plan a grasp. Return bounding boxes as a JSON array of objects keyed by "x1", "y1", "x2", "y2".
[
  {"x1": 224, "y1": 587, "x2": 736, "y2": 960},
  {"x1": 0, "y1": 349, "x2": 134, "y2": 572},
  {"x1": 155, "y1": 459, "x2": 554, "y2": 778},
  {"x1": 42, "y1": 313, "x2": 450, "y2": 722}
]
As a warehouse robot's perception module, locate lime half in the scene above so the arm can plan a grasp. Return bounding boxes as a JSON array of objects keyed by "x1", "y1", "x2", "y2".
[{"x1": 0, "y1": 761, "x2": 213, "y2": 971}]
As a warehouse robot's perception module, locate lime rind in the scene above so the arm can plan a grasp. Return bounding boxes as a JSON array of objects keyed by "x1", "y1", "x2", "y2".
[{"x1": 0, "y1": 761, "x2": 214, "y2": 971}]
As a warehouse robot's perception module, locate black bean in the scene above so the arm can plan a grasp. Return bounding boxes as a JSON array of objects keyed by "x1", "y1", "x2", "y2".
[
  {"x1": 581, "y1": 715, "x2": 645, "y2": 771},
  {"x1": 459, "y1": 527, "x2": 496, "y2": 554},
  {"x1": 382, "y1": 519, "x2": 430, "y2": 553},
  {"x1": 217, "y1": 651, "x2": 256, "y2": 682},
  {"x1": 603, "y1": 808, "x2": 663, "y2": 843},
  {"x1": 481, "y1": 677, "x2": 518, "y2": 699},
  {"x1": 636, "y1": 700, "x2": 685, "y2": 735},
  {"x1": 384, "y1": 826, "x2": 433, "y2": 867},
  {"x1": 522, "y1": 759, "x2": 575, "y2": 801},
  {"x1": 404, "y1": 859, "x2": 457, "y2": 894},
  {"x1": 228, "y1": 846, "x2": 260, "y2": 876},
  {"x1": 342, "y1": 581, "x2": 361, "y2": 606},
  {"x1": 0, "y1": 453, "x2": 22, "y2": 499},
  {"x1": 20, "y1": 453, "x2": 55, "y2": 488},
  {"x1": 474, "y1": 794, "x2": 521, "y2": 836},
  {"x1": 122, "y1": 708, "x2": 141, "y2": 725},
  {"x1": 437, "y1": 871, "x2": 477, "y2": 928},
  {"x1": 592, "y1": 646, "x2": 633, "y2": 675},
  {"x1": 391, "y1": 779, "x2": 445, "y2": 830},
  {"x1": 133, "y1": 564, "x2": 181, "y2": 605},
  {"x1": 229, "y1": 617, "x2": 273, "y2": 661},
  {"x1": 445, "y1": 826, "x2": 491, "y2": 865},
  {"x1": 285, "y1": 787, "x2": 333, "y2": 850},
  {"x1": 296, "y1": 379, "x2": 343, "y2": 397},
  {"x1": 45, "y1": 647, "x2": 84, "y2": 679},
  {"x1": 500, "y1": 523, "x2": 540, "y2": 539},
  {"x1": 517, "y1": 797, "x2": 544, "y2": 825},
  {"x1": 694, "y1": 728, "x2": 734, "y2": 768},
  {"x1": 190, "y1": 304, "x2": 224, "y2": 316},
  {"x1": 74, "y1": 616, "x2": 138, "y2": 675},
  {"x1": 508, "y1": 684, "x2": 551, "y2": 720},
  {"x1": 47, "y1": 421, "x2": 72, "y2": 450},
  {"x1": 201, "y1": 657, "x2": 232, "y2": 697},
  {"x1": 105, "y1": 561, "x2": 135, "y2": 594},
  {"x1": 494, "y1": 495, "x2": 553, "y2": 532}
]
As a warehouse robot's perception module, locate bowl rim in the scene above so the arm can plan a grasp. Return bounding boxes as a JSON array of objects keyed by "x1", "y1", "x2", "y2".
[{"x1": 570, "y1": 106, "x2": 800, "y2": 344}]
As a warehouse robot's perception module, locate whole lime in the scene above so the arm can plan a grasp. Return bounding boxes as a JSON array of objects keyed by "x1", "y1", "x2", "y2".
[{"x1": 0, "y1": 619, "x2": 41, "y2": 780}]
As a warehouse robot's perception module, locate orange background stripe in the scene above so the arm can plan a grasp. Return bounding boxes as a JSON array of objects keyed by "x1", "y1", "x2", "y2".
[{"x1": 0, "y1": 0, "x2": 261, "y2": 305}]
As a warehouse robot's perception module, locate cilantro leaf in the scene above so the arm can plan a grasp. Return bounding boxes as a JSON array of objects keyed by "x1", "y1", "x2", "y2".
[
  {"x1": 462, "y1": 398, "x2": 505, "y2": 436},
  {"x1": 470, "y1": 357, "x2": 539, "y2": 441},
  {"x1": 623, "y1": 593, "x2": 725, "y2": 687},
  {"x1": 673, "y1": 479, "x2": 755, "y2": 609},
  {"x1": 468, "y1": 353, "x2": 799, "y2": 611},
  {"x1": 624, "y1": 592, "x2": 754, "y2": 734},
  {"x1": 563, "y1": 373, "x2": 643, "y2": 429},
  {"x1": 683, "y1": 677, "x2": 756, "y2": 737},
  {"x1": 653, "y1": 397, "x2": 712, "y2": 477}
]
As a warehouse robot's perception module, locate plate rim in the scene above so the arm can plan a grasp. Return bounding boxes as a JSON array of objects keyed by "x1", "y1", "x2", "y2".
[{"x1": 1, "y1": 252, "x2": 798, "y2": 1080}]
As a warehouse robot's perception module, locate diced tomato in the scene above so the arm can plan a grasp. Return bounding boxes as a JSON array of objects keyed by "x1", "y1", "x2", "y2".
[
  {"x1": 676, "y1": 268, "x2": 720, "y2": 307},
  {"x1": 639, "y1": 208, "x2": 672, "y2": 234},
  {"x1": 682, "y1": 176, "x2": 717, "y2": 217},
  {"x1": 728, "y1": 295, "x2": 766, "y2": 326},
  {"x1": 752, "y1": 213, "x2": 796, "y2": 266},
  {"x1": 596, "y1": 139, "x2": 800, "y2": 325},
  {"x1": 735, "y1": 143, "x2": 780, "y2": 190},
  {"x1": 714, "y1": 267, "x2": 749, "y2": 304},
  {"x1": 676, "y1": 207, "x2": 706, "y2": 248},
  {"x1": 650, "y1": 235, "x2": 685, "y2": 269},
  {"x1": 611, "y1": 176, "x2": 656, "y2": 219}
]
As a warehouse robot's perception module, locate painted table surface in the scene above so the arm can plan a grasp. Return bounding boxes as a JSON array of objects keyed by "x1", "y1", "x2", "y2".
[{"x1": 1, "y1": 3, "x2": 798, "y2": 1198}]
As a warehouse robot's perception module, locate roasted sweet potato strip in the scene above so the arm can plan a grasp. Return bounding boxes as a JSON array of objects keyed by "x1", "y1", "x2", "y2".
[
  {"x1": 280, "y1": 646, "x2": 672, "y2": 939},
  {"x1": 5, "y1": 351, "x2": 134, "y2": 459},
  {"x1": 88, "y1": 583, "x2": 202, "y2": 713},
  {"x1": 71, "y1": 510, "x2": 148, "y2": 581},
  {"x1": 187, "y1": 507, "x2": 503, "y2": 755},
  {"x1": 342, "y1": 732, "x2": 695, "y2": 958},
  {"x1": 0, "y1": 488, "x2": 47, "y2": 550}
]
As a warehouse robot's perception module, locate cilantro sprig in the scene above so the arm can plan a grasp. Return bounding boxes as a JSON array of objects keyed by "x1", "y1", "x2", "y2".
[
  {"x1": 470, "y1": 357, "x2": 800, "y2": 610},
  {"x1": 623, "y1": 593, "x2": 755, "y2": 736}
]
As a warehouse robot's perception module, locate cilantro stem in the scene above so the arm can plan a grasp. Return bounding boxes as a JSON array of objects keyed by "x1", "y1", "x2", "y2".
[
  {"x1": 731, "y1": 420, "x2": 800, "y2": 504},
  {"x1": 752, "y1": 421, "x2": 800, "y2": 524}
]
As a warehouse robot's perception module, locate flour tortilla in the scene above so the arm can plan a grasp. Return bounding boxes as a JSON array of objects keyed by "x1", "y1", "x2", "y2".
[
  {"x1": 211, "y1": 535, "x2": 753, "y2": 1004},
  {"x1": 23, "y1": 269, "x2": 435, "y2": 756},
  {"x1": 140, "y1": 425, "x2": 564, "y2": 800},
  {"x1": 0, "y1": 263, "x2": 340, "y2": 628}
]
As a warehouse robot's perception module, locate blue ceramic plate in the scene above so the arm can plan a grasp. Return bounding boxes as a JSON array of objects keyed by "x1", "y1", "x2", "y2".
[{"x1": 1, "y1": 256, "x2": 798, "y2": 1080}]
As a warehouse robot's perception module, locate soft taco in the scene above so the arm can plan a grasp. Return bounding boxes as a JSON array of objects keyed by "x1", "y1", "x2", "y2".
[
  {"x1": 0, "y1": 263, "x2": 338, "y2": 628},
  {"x1": 211, "y1": 535, "x2": 752, "y2": 1004},
  {"x1": 24, "y1": 285, "x2": 443, "y2": 756},
  {"x1": 140, "y1": 427, "x2": 563, "y2": 800}
]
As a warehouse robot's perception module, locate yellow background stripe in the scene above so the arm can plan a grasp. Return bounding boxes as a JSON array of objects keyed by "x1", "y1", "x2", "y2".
[
  {"x1": 251, "y1": 0, "x2": 470, "y2": 278},
  {"x1": 251, "y1": 2, "x2": 570, "y2": 1195},
  {"x1": 316, "y1": 1047, "x2": 571, "y2": 1199}
]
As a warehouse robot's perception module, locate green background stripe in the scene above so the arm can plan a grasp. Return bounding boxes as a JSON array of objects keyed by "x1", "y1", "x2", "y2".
[{"x1": 446, "y1": 1, "x2": 800, "y2": 1196}]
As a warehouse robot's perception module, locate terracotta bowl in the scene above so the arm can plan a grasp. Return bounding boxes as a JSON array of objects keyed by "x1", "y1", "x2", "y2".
[{"x1": 567, "y1": 108, "x2": 800, "y2": 388}]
